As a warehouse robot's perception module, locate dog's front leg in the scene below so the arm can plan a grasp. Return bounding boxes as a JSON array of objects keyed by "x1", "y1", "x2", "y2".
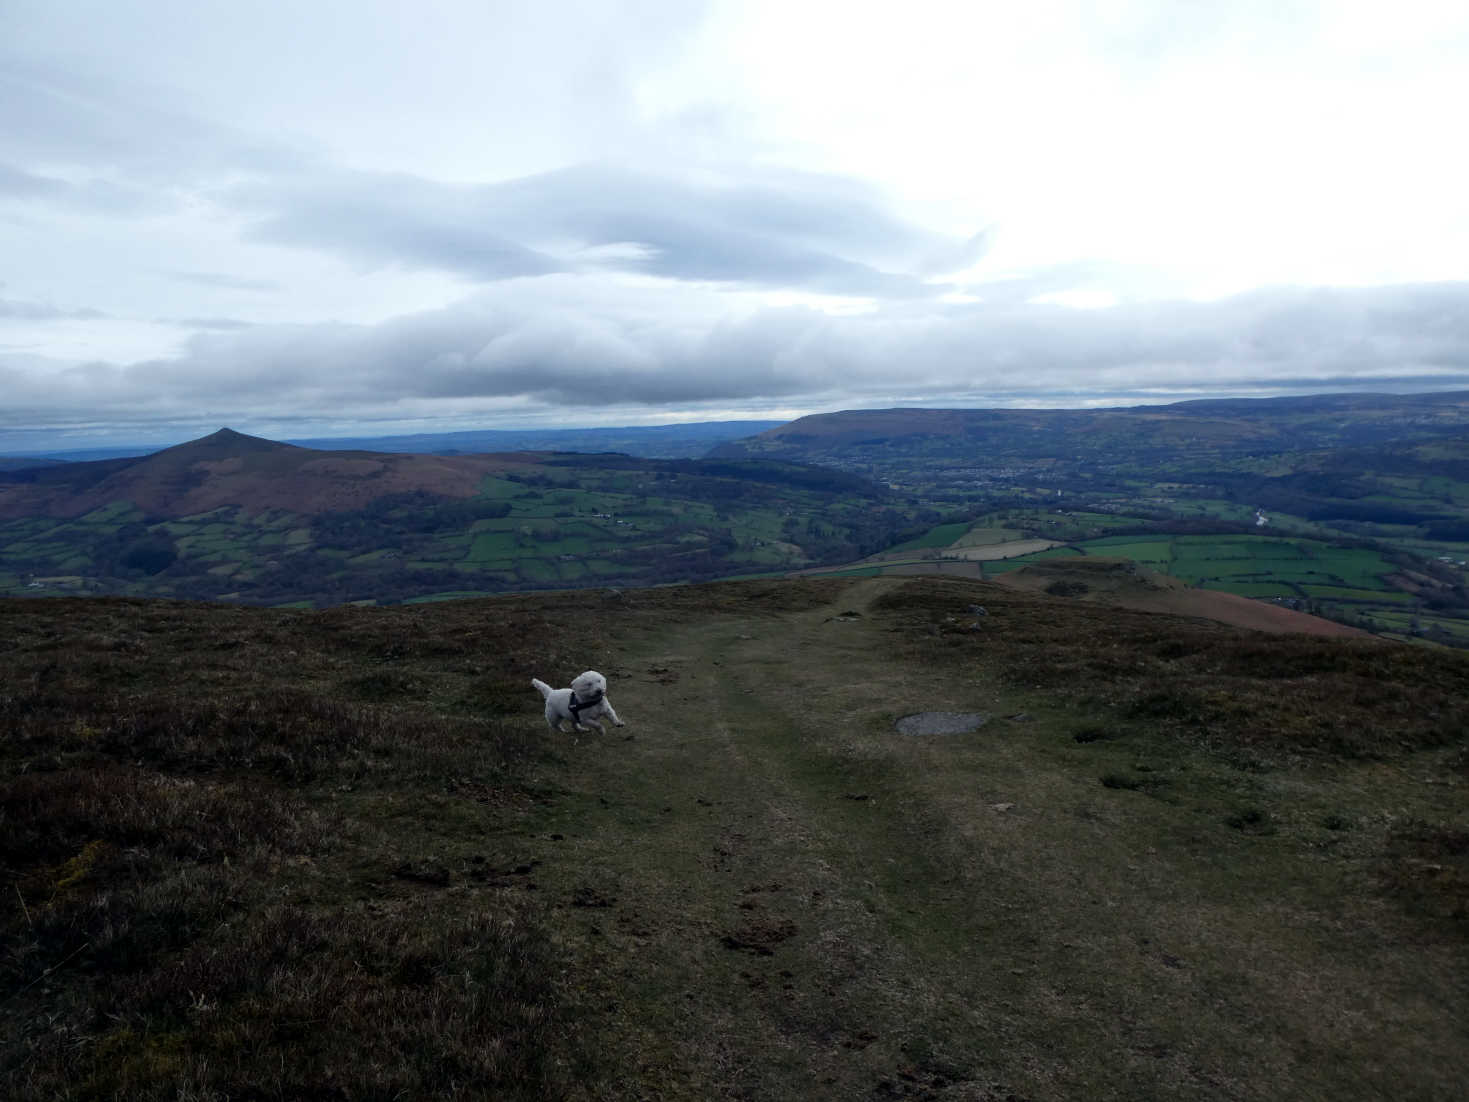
[{"x1": 602, "y1": 701, "x2": 625, "y2": 727}]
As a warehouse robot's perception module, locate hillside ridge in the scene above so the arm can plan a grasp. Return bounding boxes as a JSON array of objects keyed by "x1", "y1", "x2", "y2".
[
  {"x1": 0, "y1": 429, "x2": 533, "y2": 520},
  {"x1": 713, "y1": 390, "x2": 1469, "y2": 461}
]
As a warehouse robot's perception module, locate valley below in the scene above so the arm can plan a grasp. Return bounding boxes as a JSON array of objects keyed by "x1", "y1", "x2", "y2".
[{"x1": 6, "y1": 391, "x2": 1469, "y2": 648}]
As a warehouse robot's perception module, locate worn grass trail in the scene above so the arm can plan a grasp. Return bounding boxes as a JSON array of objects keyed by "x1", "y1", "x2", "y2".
[{"x1": 510, "y1": 578, "x2": 1467, "y2": 1100}]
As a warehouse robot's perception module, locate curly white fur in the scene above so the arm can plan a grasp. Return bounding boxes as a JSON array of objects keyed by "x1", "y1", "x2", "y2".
[{"x1": 531, "y1": 670, "x2": 625, "y2": 735}]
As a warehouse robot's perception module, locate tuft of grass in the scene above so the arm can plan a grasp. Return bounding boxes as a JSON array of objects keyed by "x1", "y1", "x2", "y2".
[
  {"x1": 1225, "y1": 807, "x2": 1276, "y2": 834},
  {"x1": 1379, "y1": 821, "x2": 1469, "y2": 930}
]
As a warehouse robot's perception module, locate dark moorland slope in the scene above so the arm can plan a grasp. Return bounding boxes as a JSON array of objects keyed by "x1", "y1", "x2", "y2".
[{"x1": 4, "y1": 577, "x2": 1466, "y2": 1099}]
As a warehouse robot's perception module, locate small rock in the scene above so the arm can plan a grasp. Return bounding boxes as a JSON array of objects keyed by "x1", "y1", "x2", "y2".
[
  {"x1": 967, "y1": 605, "x2": 988, "y2": 616},
  {"x1": 991, "y1": 802, "x2": 1015, "y2": 813}
]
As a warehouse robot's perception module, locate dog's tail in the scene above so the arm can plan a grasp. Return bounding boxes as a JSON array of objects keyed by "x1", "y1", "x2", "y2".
[{"x1": 530, "y1": 678, "x2": 553, "y2": 700}]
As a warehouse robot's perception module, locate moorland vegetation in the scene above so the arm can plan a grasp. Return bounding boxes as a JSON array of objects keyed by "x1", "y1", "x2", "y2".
[{"x1": 2, "y1": 576, "x2": 1466, "y2": 1098}]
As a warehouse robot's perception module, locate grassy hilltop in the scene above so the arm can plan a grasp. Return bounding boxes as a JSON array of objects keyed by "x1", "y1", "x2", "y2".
[{"x1": 4, "y1": 577, "x2": 1466, "y2": 1099}]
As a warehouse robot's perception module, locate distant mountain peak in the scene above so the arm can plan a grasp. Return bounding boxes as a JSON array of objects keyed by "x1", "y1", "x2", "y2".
[{"x1": 166, "y1": 427, "x2": 299, "y2": 455}]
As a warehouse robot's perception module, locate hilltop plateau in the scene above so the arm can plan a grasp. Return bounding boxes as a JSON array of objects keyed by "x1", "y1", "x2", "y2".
[{"x1": 3, "y1": 575, "x2": 1466, "y2": 1099}]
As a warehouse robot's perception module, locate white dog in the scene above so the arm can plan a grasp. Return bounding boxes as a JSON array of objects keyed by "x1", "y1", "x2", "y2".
[{"x1": 531, "y1": 670, "x2": 625, "y2": 735}]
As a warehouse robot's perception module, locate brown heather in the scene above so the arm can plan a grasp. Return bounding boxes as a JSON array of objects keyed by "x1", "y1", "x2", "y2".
[{"x1": 3, "y1": 577, "x2": 1467, "y2": 1099}]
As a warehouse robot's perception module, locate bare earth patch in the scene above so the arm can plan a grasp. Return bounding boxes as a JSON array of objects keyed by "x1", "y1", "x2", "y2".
[{"x1": 895, "y1": 711, "x2": 989, "y2": 735}]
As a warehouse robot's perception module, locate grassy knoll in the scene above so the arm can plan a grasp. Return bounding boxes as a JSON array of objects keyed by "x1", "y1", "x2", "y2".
[{"x1": 4, "y1": 579, "x2": 1467, "y2": 1099}]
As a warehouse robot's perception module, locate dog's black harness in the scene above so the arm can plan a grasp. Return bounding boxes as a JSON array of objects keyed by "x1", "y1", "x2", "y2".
[{"x1": 568, "y1": 689, "x2": 604, "y2": 718}]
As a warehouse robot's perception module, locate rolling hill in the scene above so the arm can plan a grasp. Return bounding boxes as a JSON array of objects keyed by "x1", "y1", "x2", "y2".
[
  {"x1": 711, "y1": 391, "x2": 1469, "y2": 468},
  {"x1": 0, "y1": 428, "x2": 532, "y2": 520},
  {"x1": 0, "y1": 429, "x2": 916, "y2": 605}
]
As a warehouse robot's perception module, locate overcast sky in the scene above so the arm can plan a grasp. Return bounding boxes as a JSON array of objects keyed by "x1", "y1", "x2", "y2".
[{"x1": 4, "y1": 0, "x2": 1469, "y2": 450}]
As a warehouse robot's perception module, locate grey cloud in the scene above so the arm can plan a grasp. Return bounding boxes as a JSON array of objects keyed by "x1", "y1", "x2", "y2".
[
  {"x1": 243, "y1": 172, "x2": 563, "y2": 281},
  {"x1": 0, "y1": 158, "x2": 179, "y2": 217},
  {"x1": 0, "y1": 161, "x2": 65, "y2": 199},
  {"x1": 170, "y1": 317, "x2": 257, "y2": 331},
  {"x1": 917, "y1": 228, "x2": 995, "y2": 277},
  {"x1": 5, "y1": 281, "x2": 1469, "y2": 446},
  {"x1": 235, "y1": 162, "x2": 971, "y2": 297},
  {"x1": 164, "y1": 271, "x2": 281, "y2": 293},
  {"x1": 0, "y1": 298, "x2": 108, "y2": 321},
  {"x1": 0, "y1": 52, "x2": 309, "y2": 181}
]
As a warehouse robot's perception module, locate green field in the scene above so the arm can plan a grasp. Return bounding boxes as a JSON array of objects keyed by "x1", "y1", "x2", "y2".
[
  {"x1": 885, "y1": 521, "x2": 971, "y2": 552},
  {"x1": 1014, "y1": 534, "x2": 1404, "y2": 597},
  {"x1": 0, "y1": 457, "x2": 914, "y2": 604},
  {"x1": 974, "y1": 529, "x2": 1425, "y2": 634},
  {"x1": 982, "y1": 545, "x2": 1083, "y2": 574}
]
